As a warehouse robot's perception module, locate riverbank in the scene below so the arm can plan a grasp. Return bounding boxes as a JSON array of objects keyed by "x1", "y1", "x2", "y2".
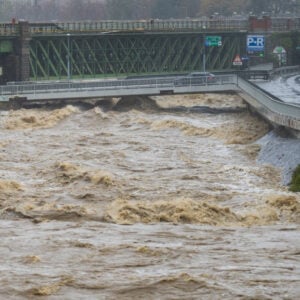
[{"x1": 257, "y1": 130, "x2": 300, "y2": 186}]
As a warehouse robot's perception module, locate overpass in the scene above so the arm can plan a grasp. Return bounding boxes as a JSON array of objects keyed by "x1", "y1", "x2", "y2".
[{"x1": 1, "y1": 70, "x2": 300, "y2": 135}]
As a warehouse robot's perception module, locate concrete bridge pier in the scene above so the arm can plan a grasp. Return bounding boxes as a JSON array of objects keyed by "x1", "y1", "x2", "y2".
[
  {"x1": 16, "y1": 21, "x2": 31, "y2": 82},
  {"x1": 0, "y1": 36, "x2": 17, "y2": 84},
  {"x1": 0, "y1": 21, "x2": 30, "y2": 84},
  {"x1": 0, "y1": 54, "x2": 17, "y2": 84}
]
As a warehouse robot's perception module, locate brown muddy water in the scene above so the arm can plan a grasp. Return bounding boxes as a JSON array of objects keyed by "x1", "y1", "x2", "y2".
[{"x1": 0, "y1": 93, "x2": 299, "y2": 299}]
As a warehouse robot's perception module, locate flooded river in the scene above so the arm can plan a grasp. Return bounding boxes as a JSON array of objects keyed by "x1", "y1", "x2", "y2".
[{"x1": 0, "y1": 93, "x2": 299, "y2": 299}]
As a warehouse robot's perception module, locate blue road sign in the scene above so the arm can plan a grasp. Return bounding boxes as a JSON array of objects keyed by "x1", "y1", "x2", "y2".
[{"x1": 247, "y1": 35, "x2": 265, "y2": 52}]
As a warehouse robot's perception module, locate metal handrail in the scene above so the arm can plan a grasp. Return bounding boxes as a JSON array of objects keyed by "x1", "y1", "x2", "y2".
[
  {"x1": 0, "y1": 74, "x2": 299, "y2": 130},
  {"x1": 0, "y1": 24, "x2": 18, "y2": 35},
  {"x1": 28, "y1": 19, "x2": 248, "y2": 34},
  {"x1": 26, "y1": 17, "x2": 300, "y2": 34},
  {"x1": 0, "y1": 75, "x2": 236, "y2": 96},
  {"x1": 2, "y1": 17, "x2": 300, "y2": 36},
  {"x1": 237, "y1": 77, "x2": 300, "y2": 120},
  {"x1": 269, "y1": 65, "x2": 300, "y2": 78}
]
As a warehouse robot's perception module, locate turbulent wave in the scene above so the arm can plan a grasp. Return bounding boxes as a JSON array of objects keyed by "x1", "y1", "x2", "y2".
[
  {"x1": 3, "y1": 105, "x2": 79, "y2": 130},
  {"x1": 104, "y1": 194, "x2": 300, "y2": 226},
  {"x1": 0, "y1": 93, "x2": 299, "y2": 299}
]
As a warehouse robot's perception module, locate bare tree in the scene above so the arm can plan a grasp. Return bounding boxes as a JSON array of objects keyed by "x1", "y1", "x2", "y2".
[
  {"x1": 0, "y1": 0, "x2": 13, "y2": 21},
  {"x1": 3, "y1": 0, "x2": 300, "y2": 22}
]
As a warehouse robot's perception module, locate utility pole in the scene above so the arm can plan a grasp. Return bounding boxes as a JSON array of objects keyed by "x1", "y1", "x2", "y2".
[
  {"x1": 203, "y1": 34, "x2": 206, "y2": 73},
  {"x1": 67, "y1": 33, "x2": 71, "y2": 80}
]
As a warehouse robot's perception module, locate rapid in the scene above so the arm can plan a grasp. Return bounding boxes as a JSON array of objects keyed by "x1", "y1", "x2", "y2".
[{"x1": 0, "y1": 93, "x2": 299, "y2": 299}]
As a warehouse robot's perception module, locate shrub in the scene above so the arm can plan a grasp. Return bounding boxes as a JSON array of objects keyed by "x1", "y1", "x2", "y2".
[{"x1": 289, "y1": 165, "x2": 300, "y2": 192}]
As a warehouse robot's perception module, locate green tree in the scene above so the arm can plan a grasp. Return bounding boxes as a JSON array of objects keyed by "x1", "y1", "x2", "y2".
[{"x1": 289, "y1": 165, "x2": 300, "y2": 192}]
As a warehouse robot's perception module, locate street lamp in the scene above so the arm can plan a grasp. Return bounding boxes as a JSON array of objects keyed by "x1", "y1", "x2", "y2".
[
  {"x1": 202, "y1": 26, "x2": 206, "y2": 73},
  {"x1": 67, "y1": 33, "x2": 71, "y2": 80}
]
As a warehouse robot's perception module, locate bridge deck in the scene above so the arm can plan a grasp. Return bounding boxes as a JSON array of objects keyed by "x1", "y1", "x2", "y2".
[
  {"x1": 0, "y1": 73, "x2": 299, "y2": 133},
  {"x1": 0, "y1": 75, "x2": 237, "y2": 101}
]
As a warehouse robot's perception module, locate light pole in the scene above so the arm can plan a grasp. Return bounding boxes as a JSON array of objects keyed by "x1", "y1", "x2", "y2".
[
  {"x1": 67, "y1": 33, "x2": 71, "y2": 80},
  {"x1": 203, "y1": 36, "x2": 206, "y2": 73},
  {"x1": 202, "y1": 26, "x2": 206, "y2": 73}
]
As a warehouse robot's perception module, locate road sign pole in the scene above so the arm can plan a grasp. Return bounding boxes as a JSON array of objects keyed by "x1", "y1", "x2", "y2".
[
  {"x1": 203, "y1": 35, "x2": 222, "y2": 72},
  {"x1": 203, "y1": 34, "x2": 206, "y2": 73}
]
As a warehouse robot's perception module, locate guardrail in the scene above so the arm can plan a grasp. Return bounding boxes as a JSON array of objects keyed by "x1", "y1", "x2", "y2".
[
  {"x1": 0, "y1": 73, "x2": 299, "y2": 132},
  {"x1": 28, "y1": 19, "x2": 248, "y2": 34},
  {"x1": 0, "y1": 23, "x2": 18, "y2": 36},
  {"x1": 2, "y1": 17, "x2": 300, "y2": 37},
  {"x1": 0, "y1": 78, "x2": 175, "y2": 97},
  {"x1": 269, "y1": 65, "x2": 300, "y2": 79},
  {"x1": 0, "y1": 75, "x2": 237, "y2": 98},
  {"x1": 25, "y1": 17, "x2": 300, "y2": 34},
  {"x1": 237, "y1": 77, "x2": 300, "y2": 131}
]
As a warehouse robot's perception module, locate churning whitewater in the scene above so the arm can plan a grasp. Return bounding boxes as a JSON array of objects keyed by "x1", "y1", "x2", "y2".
[{"x1": 0, "y1": 93, "x2": 299, "y2": 299}]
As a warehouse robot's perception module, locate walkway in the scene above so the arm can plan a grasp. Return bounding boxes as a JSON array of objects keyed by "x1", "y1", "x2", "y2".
[{"x1": 0, "y1": 72, "x2": 300, "y2": 134}]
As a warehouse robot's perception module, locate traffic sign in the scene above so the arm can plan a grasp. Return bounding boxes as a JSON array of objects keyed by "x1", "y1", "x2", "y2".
[
  {"x1": 205, "y1": 36, "x2": 222, "y2": 47},
  {"x1": 273, "y1": 46, "x2": 286, "y2": 54},
  {"x1": 273, "y1": 46, "x2": 287, "y2": 67},
  {"x1": 247, "y1": 35, "x2": 265, "y2": 52},
  {"x1": 233, "y1": 54, "x2": 243, "y2": 66},
  {"x1": 241, "y1": 56, "x2": 249, "y2": 61}
]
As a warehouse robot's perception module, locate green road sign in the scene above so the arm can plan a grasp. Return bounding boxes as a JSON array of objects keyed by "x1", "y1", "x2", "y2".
[{"x1": 205, "y1": 36, "x2": 222, "y2": 47}]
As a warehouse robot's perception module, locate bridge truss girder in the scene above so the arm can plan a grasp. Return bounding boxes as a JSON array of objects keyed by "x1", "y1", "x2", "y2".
[{"x1": 29, "y1": 32, "x2": 245, "y2": 80}]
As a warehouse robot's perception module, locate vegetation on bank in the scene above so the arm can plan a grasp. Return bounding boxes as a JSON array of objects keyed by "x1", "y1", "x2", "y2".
[
  {"x1": 289, "y1": 165, "x2": 300, "y2": 192},
  {"x1": 269, "y1": 32, "x2": 300, "y2": 67}
]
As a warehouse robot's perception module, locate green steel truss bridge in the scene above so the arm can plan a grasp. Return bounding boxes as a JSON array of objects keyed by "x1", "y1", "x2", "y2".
[
  {"x1": 0, "y1": 17, "x2": 300, "y2": 82},
  {"x1": 30, "y1": 31, "x2": 244, "y2": 80}
]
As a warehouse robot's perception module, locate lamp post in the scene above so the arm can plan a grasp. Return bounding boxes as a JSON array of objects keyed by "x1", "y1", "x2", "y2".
[
  {"x1": 67, "y1": 33, "x2": 71, "y2": 80},
  {"x1": 203, "y1": 36, "x2": 206, "y2": 73},
  {"x1": 202, "y1": 26, "x2": 206, "y2": 73}
]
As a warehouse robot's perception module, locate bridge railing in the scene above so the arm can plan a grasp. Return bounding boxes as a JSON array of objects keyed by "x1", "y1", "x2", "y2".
[
  {"x1": 271, "y1": 17, "x2": 300, "y2": 31},
  {"x1": 28, "y1": 19, "x2": 249, "y2": 34},
  {"x1": 26, "y1": 17, "x2": 300, "y2": 34},
  {"x1": 269, "y1": 65, "x2": 300, "y2": 78},
  {"x1": 0, "y1": 23, "x2": 18, "y2": 35},
  {"x1": 237, "y1": 76, "x2": 300, "y2": 130},
  {"x1": 2, "y1": 17, "x2": 300, "y2": 36},
  {"x1": 0, "y1": 74, "x2": 299, "y2": 131},
  {"x1": 0, "y1": 75, "x2": 236, "y2": 97}
]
